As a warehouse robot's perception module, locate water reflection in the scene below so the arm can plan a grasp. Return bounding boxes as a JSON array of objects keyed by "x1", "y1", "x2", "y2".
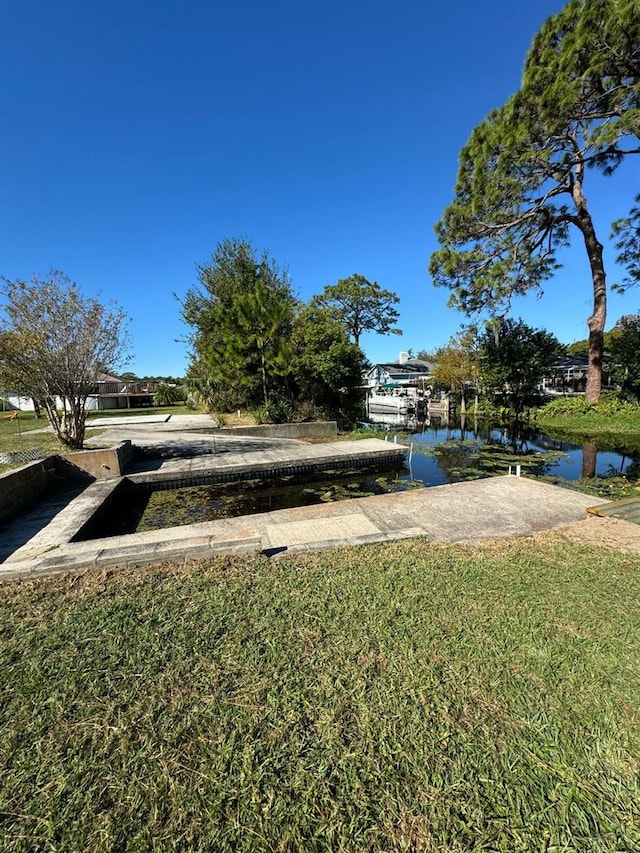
[
  {"x1": 365, "y1": 412, "x2": 640, "y2": 486},
  {"x1": 582, "y1": 441, "x2": 597, "y2": 479}
]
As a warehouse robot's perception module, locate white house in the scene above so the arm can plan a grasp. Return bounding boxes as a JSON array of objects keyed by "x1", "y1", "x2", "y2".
[
  {"x1": 365, "y1": 352, "x2": 433, "y2": 388},
  {"x1": 4, "y1": 374, "x2": 159, "y2": 412}
]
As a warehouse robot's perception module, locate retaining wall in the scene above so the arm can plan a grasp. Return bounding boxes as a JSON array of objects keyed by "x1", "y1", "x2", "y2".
[
  {"x1": 0, "y1": 457, "x2": 59, "y2": 524},
  {"x1": 0, "y1": 442, "x2": 134, "y2": 526},
  {"x1": 62, "y1": 441, "x2": 134, "y2": 479}
]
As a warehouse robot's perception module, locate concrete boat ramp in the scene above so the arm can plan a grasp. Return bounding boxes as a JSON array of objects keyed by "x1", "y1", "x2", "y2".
[{"x1": 0, "y1": 415, "x2": 606, "y2": 581}]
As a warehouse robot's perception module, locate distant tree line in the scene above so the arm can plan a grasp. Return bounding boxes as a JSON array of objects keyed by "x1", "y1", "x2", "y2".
[{"x1": 422, "y1": 312, "x2": 640, "y2": 417}]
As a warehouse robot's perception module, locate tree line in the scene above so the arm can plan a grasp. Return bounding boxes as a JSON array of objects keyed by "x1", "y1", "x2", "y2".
[
  {"x1": 179, "y1": 237, "x2": 400, "y2": 424},
  {"x1": 0, "y1": 255, "x2": 401, "y2": 448},
  {"x1": 422, "y1": 312, "x2": 640, "y2": 417}
]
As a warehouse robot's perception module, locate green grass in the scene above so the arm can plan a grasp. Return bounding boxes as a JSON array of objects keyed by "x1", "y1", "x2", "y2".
[
  {"x1": 335, "y1": 426, "x2": 398, "y2": 441},
  {"x1": 533, "y1": 396, "x2": 640, "y2": 441},
  {"x1": 0, "y1": 412, "x2": 66, "y2": 473},
  {"x1": 1, "y1": 537, "x2": 639, "y2": 851}
]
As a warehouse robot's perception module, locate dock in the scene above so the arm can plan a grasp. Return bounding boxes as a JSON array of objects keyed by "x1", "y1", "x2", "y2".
[
  {"x1": 0, "y1": 414, "x2": 611, "y2": 581},
  {"x1": 587, "y1": 497, "x2": 640, "y2": 524}
]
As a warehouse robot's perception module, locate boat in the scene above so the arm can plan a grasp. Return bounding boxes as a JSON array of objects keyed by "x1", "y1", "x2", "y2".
[
  {"x1": 367, "y1": 393, "x2": 414, "y2": 414},
  {"x1": 367, "y1": 388, "x2": 426, "y2": 416}
]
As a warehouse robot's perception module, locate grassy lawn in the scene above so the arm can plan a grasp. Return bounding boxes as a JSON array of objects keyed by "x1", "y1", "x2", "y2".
[
  {"x1": 1, "y1": 537, "x2": 639, "y2": 851},
  {"x1": 0, "y1": 412, "x2": 66, "y2": 473},
  {"x1": 533, "y1": 397, "x2": 640, "y2": 441}
]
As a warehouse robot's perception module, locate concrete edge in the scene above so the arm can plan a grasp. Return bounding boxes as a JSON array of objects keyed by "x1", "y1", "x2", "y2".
[
  {"x1": 263, "y1": 527, "x2": 428, "y2": 556},
  {"x1": 0, "y1": 530, "x2": 262, "y2": 581}
]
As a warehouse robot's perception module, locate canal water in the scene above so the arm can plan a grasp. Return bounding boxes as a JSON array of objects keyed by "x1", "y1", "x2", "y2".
[
  {"x1": 89, "y1": 415, "x2": 640, "y2": 537},
  {"x1": 366, "y1": 412, "x2": 640, "y2": 487}
]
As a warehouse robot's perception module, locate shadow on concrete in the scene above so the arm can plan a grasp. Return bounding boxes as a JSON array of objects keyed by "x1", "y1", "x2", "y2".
[
  {"x1": 0, "y1": 482, "x2": 87, "y2": 563},
  {"x1": 129, "y1": 438, "x2": 290, "y2": 471},
  {"x1": 262, "y1": 545, "x2": 288, "y2": 558}
]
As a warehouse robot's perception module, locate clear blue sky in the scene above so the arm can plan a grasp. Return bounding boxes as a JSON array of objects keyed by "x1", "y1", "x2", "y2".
[{"x1": 1, "y1": 0, "x2": 638, "y2": 377}]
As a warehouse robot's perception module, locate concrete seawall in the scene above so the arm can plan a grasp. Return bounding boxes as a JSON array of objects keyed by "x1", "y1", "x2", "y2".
[
  {"x1": 0, "y1": 441, "x2": 134, "y2": 526},
  {"x1": 0, "y1": 457, "x2": 59, "y2": 524},
  {"x1": 1, "y1": 438, "x2": 407, "y2": 572}
]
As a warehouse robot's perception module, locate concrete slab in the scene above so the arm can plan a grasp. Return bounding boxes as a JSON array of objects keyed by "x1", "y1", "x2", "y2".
[
  {"x1": 0, "y1": 474, "x2": 607, "y2": 582},
  {"x1": 265, "y1": 513, "x2": 379, "y2": 548},
  {"x1": 85, "y1": 414, "x2": 172, "y2": 427},
  {"x1": 127, "y1": 438, "x2": 406, "y2": 481}
]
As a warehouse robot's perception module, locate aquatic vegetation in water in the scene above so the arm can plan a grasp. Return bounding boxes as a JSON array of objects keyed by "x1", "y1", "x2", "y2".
[
  {"x1": 302, "y1": 476, "x2": 423, "y2": 503},
  {"x1": 538, "y1": 474, "x2": 640, "y2": 502},
  {"x1": 125, "y1": 470, "x2": 422, "y2": 534},
  {"x1": 410, "y1": 438, "x2": 566, "y2": 482}
]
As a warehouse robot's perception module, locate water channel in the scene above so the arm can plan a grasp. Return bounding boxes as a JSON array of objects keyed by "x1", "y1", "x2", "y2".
[
  {"x1": 367, "y1": 411, "x2": 640, "y2": 486},
  {"x1": 83, "y1": 414, "x2": 640, "y2": 537}
]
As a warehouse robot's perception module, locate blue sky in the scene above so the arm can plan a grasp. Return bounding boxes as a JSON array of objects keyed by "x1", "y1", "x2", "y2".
[{"x1": 1, "y1": 0, "x2": 638, "y2": 377}]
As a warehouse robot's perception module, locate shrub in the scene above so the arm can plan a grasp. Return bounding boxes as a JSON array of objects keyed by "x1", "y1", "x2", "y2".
[
  {"x1": 253, "y1": 399, "x2": 295, "y2": 424},
  {"x1": 153, "y1": 383, "x2": 184, "y2": 407}
]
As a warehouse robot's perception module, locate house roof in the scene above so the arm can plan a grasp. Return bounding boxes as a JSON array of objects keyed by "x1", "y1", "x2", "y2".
[
  {"x1": 96, "y1": 372, "x2": 124, "y2": 383},
  {"x1": 369, "y1": 359, "x2": 432, "y2": 375},
  {"x1": 549, "y1": 355, "x2": 589, "y2": 371}
]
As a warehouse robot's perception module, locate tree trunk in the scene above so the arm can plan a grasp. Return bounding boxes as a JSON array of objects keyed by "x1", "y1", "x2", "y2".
[
  {"x1": 573, "y1": 182, "x2": 606, "y2": 403},
  {"x1": 581, "y1": 441, "x2": 597, "y2": 479},
  {"x1": 42, "y1": 395, "x2": 86, "y2": 450},
  {"x1": 260, "y1": 349, "x2": 269, "y2": 405}
]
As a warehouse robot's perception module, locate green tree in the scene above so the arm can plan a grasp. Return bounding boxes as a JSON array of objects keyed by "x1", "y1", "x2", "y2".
[
  {"x1": 415, "y1": 349, "x2": 438, "y2": 363},
  {"x1": 612, "y1": 194, "x2": 640, "y2": 291},
  {"x1": 431, "y1": 330, "x2": 478, "y2": 411},
  {"x1": 183, "y1": 373, "x2": 219, "y2": 412},
  {"x1": 566, "y1": 325, "x2": 622, "y2": 356},
  {"x1": 289, "y1": 304, "x2": 367, "y2": 423},
  {"x1": 315, "y1": 274, "x2": 401, "y2": 347},
  {"x1": 233, "y1": 280, "x2": 293, "y2": 405},
  {"x1": 429, "y1": 0, "x2": 640, "y2": 403},
  {"x1": 0, "y1": 271, "x2": 130, "y2": 449},
  {"x1": 180, "y1": 238, "x2": 296, "y2": 410},
  {"x1": 477, "y1": 319, "x2": 564, "y2": 415},
  {"x1": 608, "y1": 314, "x2": 640, "y2": 392},
  {"x1": 153, "y1": 382, "x2": 184, "y2": 406}
]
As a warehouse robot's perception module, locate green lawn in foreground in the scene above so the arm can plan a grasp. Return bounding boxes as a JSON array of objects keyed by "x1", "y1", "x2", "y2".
[{"x1": 1, "y1": 537, "x2": 639, "y2": 851}]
